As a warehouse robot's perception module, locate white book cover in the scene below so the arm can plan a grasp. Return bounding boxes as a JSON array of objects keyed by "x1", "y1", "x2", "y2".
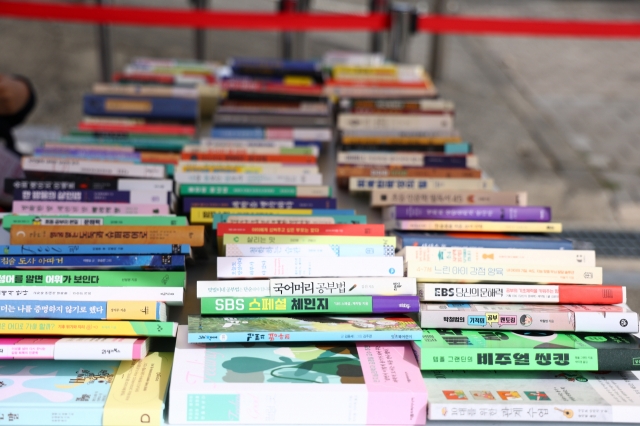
[
  {"x1": 200, "y1": 137, "x2": 295, "y2": 148},
  {"x1": 270, "y1": 277, "x2": 417, "y2": 296},
  {"x1": 53, "y1": 337, "x2": 149, "y2": 360},
  {"x1": 217, "y1": 256, "x2": 404, "y2": 278},
  {"x1": 117, "y1": 178, "x2": 174, "y2": 192},
  {"x1": 183, "y1": 144, "x2": 319, "y2": 157},
  {"x1": 0, "y1": 286, "x2": 184, "y2": 305},
  {"x1": 173, "y1": 172, "x2": 323, "y2": 186},
  {"x1": 21, "y1": 157, "x2": 165, "y2": 178},
  {"x1": 225, "y1": 243, "x2": 395, "y2": 258},
  {"x1": 349, "y1": 177, "x2": 494, "y2": 192},
  {"x1": 338, "y1": 113, "x2": 454, "y2": 131},
  {"x1": 402, "y1": 247, "x2": 597, "y2": 267},
  {"x1": 196, "y1": 280, "x2": 271, "y2": 298},
  {"x1": 177, "y1": 161, "x2": 318, "y2": 174},
  {"x1": 424, "y1": 370, "x2": 640, "y2": 422},
  {"x1": 371, "y1": 190, "x2": 527, "y2": 207},
  {"x1": 290, "y1": 128, "x2": 332, "y2": 141},
  {"x1": 338, "y1": 152, "x2": 477, "y2": 168},
  {"x1": 44, "y1": 142, "x2": 134, "y2": 152}
]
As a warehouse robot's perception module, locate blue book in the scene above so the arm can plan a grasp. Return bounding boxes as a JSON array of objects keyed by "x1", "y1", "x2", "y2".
[
  {"x1": 0, "y1": 244, "x2": 190, "y2": 255},
  {"x1": 211, "y1": 213, "x2": 367, "y2": 229},
  {"x1": 210, "y1": 127, "x2": 264, "y2": 139},
  {"x1": 393, "y1": 231, "x2": 574, "y2": 250},
  {"x1": 0, "y1": 301, "x2": 166, "y2": 320},
  {"x1": 183, "y1": 197, "x2": 337, "y2": 213},
  {"x1": 230, "y1": 57, "x2": 320, "y2": 72},
  {"x1": 187, "y1": 315, "x2": 422, "y2": 343},
  {"x1": 83, "y1": 94, "x2": 198, "y2": 121},
  {"x1": 0, "y1": 255, "x2": 185, "y2": 271},
  {"x1": 13, "y1": 189, "x2": 171, "y2": 204}
]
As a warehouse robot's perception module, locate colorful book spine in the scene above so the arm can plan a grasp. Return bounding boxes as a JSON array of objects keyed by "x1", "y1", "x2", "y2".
[
  {"x1": 6, "y1": 177, "x2": 174, "y2": 192},
  {"x1": 201, "y1": 296, "x2": 419, "y2": 315},
  {"x1": 225, "y1": 243, "x2": 395, "y2": 257},
  {"x1": 0, "y1": 319, "x2": 177, "y2": 337},
  {"x1": 217, "y1": 223, "x2": 385, "y2": 238},
  {"x1": 371, "y1": 191, "x2": 527, "y2": 207},
  {"x1": 197, "y1": 277, "x2": 417, "y2": 298},
  {"x1": 394, "y1": 231, "x2": 574, "y2": 250},
  {"x1": 184, "y1": 145, "x2": 318, "y2": 155},
  {"x1": 385, "y1": 205, "x2": 551, "y2": 221},
  {"x1": 417, "y1": 283, "x2": 626, "y2": 304},
  {"x1": 419, "y1": 303, "x2": 639, "y2": 333},
  {"x1": 181, "y1": 152, "x2": 318, "y2": 164},
  {"x1": 221, "y1": 235, "x2": 396, "y2": 253},
  {"x1": 403, "y1": 247, "x2": 596, "y2": 266},
  {"x1": 191, "y1": 207, "x2": 355, "y2": 224},
  {"x1": 0, "y1": 337, "x2": 150, "y2": 360},
  {"x1": 407, "y1": 262, "x2": 603, "y2": 285},
  {"x1": 215, "y1": 214, "x2": 367, "y2": 228},
  {"x1": 0, "y1": 254, "x2": 185, "y2": 270},
  {"x1": 0, "y1": 271, "x2": 185, "y2": 288},
  {"x1": 12, "y1": 201, "x2": 170, "y2": 216},
  {"x1": 349, "y1": 177, "x2": 493, "y2": 192},
  {"x1": 9, "y1": 225, "x2": 204, "y2": 246},
  {"x1": 83, "y1": 93, "x2": 198, "y2": 120},
  {"x1": 337, "y1": 152, "x2": 477, "y2": 168},
  {"x1": 337, "y1": 114, "x2": 454, "y2": 132},
  {"x1": 182, "y1": 196, "x2": 337, "y2": 212},
  {"x1": 389, "y1": 220, "x2": 562, "y2": 233},
  {"x1": 34, "y1": 148, "x2": 141, "y2": 162},
  {"x1": 2, "y1": 215, "x2": 187, "y2": 230},
  {"x1": 0, "y1": 286, "x2": 184, "y2": 305},
  {"x1": 174, "y1": 171, "x2": 324, "y2": 186},
  {"x1": 13, "y1": 189, "x2": 171, "y2": 205},
  {"x1": 21, "y1": 157, "x2": 165, "y2": 178},
  {"x1": 0, "y1": 244, "x2": 190, "y2": 255},
  {"x1": 0, "y1": 300, "x2": 166, "y2": 320},
  {"x1": 217, "y1": 256, "x2": 404, "y2": 278},
  {"x1": 337, "y1": 165, "x2": 482, "y2": 179},
  {"x1": 179, "y1": 184, "x2": 331, "y2": 198},
  {"x1": 187, "y1": 315, "x2": 422, "y2": 343},
  {"x1": 177, "y1": 161, "x2": 318, "y2": 174}
]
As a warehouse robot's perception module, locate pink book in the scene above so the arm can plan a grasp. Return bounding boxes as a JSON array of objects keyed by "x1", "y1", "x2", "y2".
[
  {"x1": 0, "y1": 338, "x2": 23, "y2": 359},
  {"x1": 0, "y1": 337, "x2": 149, "y2": 360},
  {"x1": 12, "y1": 201, "x2": 170, "y2": 215}
]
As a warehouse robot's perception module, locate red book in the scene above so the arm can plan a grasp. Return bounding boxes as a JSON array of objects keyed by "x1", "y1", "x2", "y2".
[
  {"x1": 180, "y1": 152, "x2": 317, "y2": 164},
  {"x1": 77, "y1": 122, "x2": 196, "y2": 137},
  {"x1": 216, "y1": 223, "x2": 385, "y2": 238},
  {"x1": 558, "y1": 285, "x2": 626, "y2": 305}
]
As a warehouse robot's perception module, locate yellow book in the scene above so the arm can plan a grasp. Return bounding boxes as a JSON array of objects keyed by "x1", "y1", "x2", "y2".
[
  {"x1": 191, "y1": 207, "x2": 315, "y2": 224},
  {"x1": 104, "y1": 352, "x2": 174, "y2": 426},
  {"x1": 0, "y1": 320, "x2": 177, "y2": 336},
  {"x1": 389, "y1": 220, "x2": 562, "y2": 233},
  {"x1": 221, "y1": 234, "x2": 396, "y2": 254}
]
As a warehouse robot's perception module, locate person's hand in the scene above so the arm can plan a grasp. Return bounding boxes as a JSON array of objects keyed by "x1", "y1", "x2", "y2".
[{"x1": 0, "y1": 74, "x2": 30, "y2": 116}]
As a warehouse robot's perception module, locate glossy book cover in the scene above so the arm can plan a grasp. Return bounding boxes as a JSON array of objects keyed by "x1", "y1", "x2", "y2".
[{"x1": 170, "y1": 325, "x2": 427, "y2": 424}]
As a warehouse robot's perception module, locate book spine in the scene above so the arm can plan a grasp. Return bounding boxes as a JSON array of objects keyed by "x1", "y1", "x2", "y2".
[
  {"x1": 116, "y1": 178, "x2": 173, "y2": 191},
  {"x1": 200, "y1": 137, "x2": 295, "y2": 148},
  {"x1": 3, "y1": 215, "x2": 187, "y2": 229},
  {"x1": 183, "y1": 146, "x2": 318, "y2": 156},
  {"x1": 396, "y1": 234, "x2": 574, "y2": 250},
  {"x1": 407, "y1": 263, "x2": 603, "y2": 285},
  {"x1": 0, "y1": 319, "x2": 176, "y2": 336},
  {"x1": 389, "y1": 206, "x2": 551, "y2": 222},
  {"x1": 349, "y1": 177, "x2": 493, "y2": 192},
  {"x1": 0, "y1": 286, "x2": 184, "y2": 305},
  {"x1": 187, "y1": 330, "x2": 422, "y2": 343},
  {"x1": 177, "y1": 162, "x2": 319, "y2": 174},
  {"x1": 265, "y1": 127, "x2": 332, "y2": 141},
  {"x1": 6, "y1": 178, "x2": 117, "y2": 193},
  {"x1": 53, "y1": 337, "x2": 149, "y2": 360},
  {"x1": 13, "y1": 189, "x2": 170, "y2": 205},
  {"x1": 21, "y1": 157, "x2": 165, "y2": 178},
  {"x1": 340, "y1": 142, "x2": 470, "y2": 154},
  {"x1": 0, "y1": 271, "x2": 185, "y2": 288},
  {"x1": 2, "y1": 407, "x2": 104, "y2": 425},
  {"x1": 270, "y1": 277, "x2": 417, "y2": 296},
  {"x1": 371, "y1": 191, "x2": 527, "y2": 207},
  {"x1": 417, "y1": 283, "x2": 625, "y2": 304},
  {"x1": 217, "y1": 256, "x2": 404, "y2": 278},
  {"x1": 181, "y1": 152, "x2": 318, "y2": 164},
  {"x1": 404, "y1": 247, "x2": 596, "y2": 266},
  {"x1": 220, "y1": 214, "x2": 366, "y2": 227},
  {"x1": 196, "y1": 280, "x2": 271, "y2": 298},
  {"x1": 34, "y1": 148, "x2": 141, "y2": 162},
  {"x1": 222, "y1": 234, "x2": 396, "y2": 249},
  {"x1": 173, "y1": 171, "x2": 323, "y2": 186},
  {"x1": 214, "y1": 114, "x2": 331, "y2": 128},
  {"x1": 10, "y1": 225, "x2": 204, "y2": 246},
  {"x1": 0, "y1": 301, "x2": 163, "y2": 320},
  {"x1": 12, "y1": 201, "x2": 170, "y2": 216},
  {"x1": 391, "y1": 220, "x2": 562, "y2": 233},
  {"x1": 427, "y1": 401, "x2": 599, "y2": 422},
  {"x1": 0, "y1": 244, "x2": 190, "y2": 255},
  {"x1": 338, "y1": 152, "x2": 475, "y2": 168},
  {"x1": 11, "y1": 337, "x2": 57, "y2": 358},
  {"x1": 44, "y1": 141, "x2": 135, "y2": 152},
  {"x1": 179, "y1": 184, "x2": 331, "y2": 198},
  {"x1": 201, "y1": 295, "x2": 419, "y2": 314},
  {"x1": 217, "y1": 223, "x2": 384, "y2": 237},
  {"x1": 182, "y1": 197, "x2": 336, "y2": 212},
  {"x1": 211, "y1": 127, "x2": 264, "y2": 138},
  {"x1": 224, "y1": 243, "x2": 395, "y2": 257},
  {"x1": 337, "y1": 114, "x2": 454, "y2": 131},
  {"x1": 336, "y1": 165, "x2": 482, "y2": 179},
  {"x1": 0, "y1": 255, "x2": 185, "y2": 271},
  {"x1": 83, "y1": 94, "x2": 197, "y2": 120},
  {"x1": 419, "y1": 304, "x2": 639, "y2": 333}
]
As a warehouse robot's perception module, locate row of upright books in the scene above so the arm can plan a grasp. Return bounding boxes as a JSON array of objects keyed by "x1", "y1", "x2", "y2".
[{"x1": 0, "y1": 53, "x2": 638, "y2": 425}]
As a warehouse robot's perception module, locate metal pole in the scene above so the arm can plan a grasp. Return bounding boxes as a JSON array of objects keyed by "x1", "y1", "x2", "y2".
[
  {"x1": 95, "y1": 0, "x2": 112, "y2": 82},
  {"x1": 279, "y1": 0, "x2": 295, "y2": 60},
  {"x1": 191, "y1": 0, "x2": 209, "y2": 61},
  {"x1": 429, "y1": 0, "x2": 446, "y2": 80},
  {"x1": 387, "y1": 3, "x2": 415, "y2": 63},
  {"x1": 294, "y1": 0, "x2": 312, "y2": 60},
  {"x1": 368, "y1": 0, "x2": 389, "y2": 53}
]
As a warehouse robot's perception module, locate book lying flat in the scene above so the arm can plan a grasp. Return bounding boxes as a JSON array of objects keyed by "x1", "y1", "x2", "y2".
[
  {"x1": 0, "y1": 337, "x2": 150, "y2": 360},
  {"x1": 423, "y1": 369, "x2": 640, "y2": 422},
  {"x1": 187, "y1": 315, "x2": 422, "y2": 343},
  {"x1": 0, "y1": 300, "x2": 167, "y2": 321},
  {"x1": 0, "y1": 319, "x2": 177, "y2": 337},
  {"x1": 412, "y1": 329, "x2": 640, "y2": 371}
]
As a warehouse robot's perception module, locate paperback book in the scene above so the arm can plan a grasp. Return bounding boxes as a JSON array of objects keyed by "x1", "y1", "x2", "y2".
[
  {"x1": 0, "y1": 244, "x2": 190, "y2": 255},
  {"x1": 0, "y1": 254, "x2": 185, "y2": 270},
  {"x1": 0, "y1": 337, "x2": 150, "y2": 360}
]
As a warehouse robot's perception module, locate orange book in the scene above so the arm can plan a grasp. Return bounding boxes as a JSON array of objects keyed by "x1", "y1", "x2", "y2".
[
  {"x1": 139, "y1": 151, "x2": 181, "y2": 165},
  {"x1": 10, "y1": 225, "x2": 205, "y2": 246}
]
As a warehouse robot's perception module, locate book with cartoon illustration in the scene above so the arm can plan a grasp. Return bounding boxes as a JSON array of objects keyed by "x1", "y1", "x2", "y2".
[
  {"x1": 424, "y1": 369, "x2": 640, "y2": 422},
  {"x1": 413, "y1": 329, "x2": 640, "y2": 371},
  {"x1": 170, "y1": 325, "x2": 427, "y2": 425},
  {"x1": 187, "y1": 314, "x2": 422, "y2": 343}
]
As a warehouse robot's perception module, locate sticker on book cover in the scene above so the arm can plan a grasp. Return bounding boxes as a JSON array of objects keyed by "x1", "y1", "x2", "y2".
[
  {"x1": 524, "y1": 391, "x2": 551, "y2": 401},
  {"x1": 497, "y1": 391, "x2": 522, "y2": 401},
  {"x1": 443, "y1": 390, "x2": 467, "y2": 400},
  {"x1": 471, "y1": 390, "x2": 495, "y2": 400}
]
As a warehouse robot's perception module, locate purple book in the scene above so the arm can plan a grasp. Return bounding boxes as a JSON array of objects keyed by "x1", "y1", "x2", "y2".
[
  {"x1": 372, "y1": 296, "x2": 419, "y2": 313},
  {"x1": 182, "y1": 196, "x2": 337, "y2": 212},
  {"x1": 386, "y1": 205, "x2": 551, "y2": 222}
]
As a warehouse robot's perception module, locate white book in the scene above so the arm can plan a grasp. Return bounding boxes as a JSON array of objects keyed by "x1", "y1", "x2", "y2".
[
  {"x1": 371, "y1": 190, "x2": 527, "y2": 207},
  {"x1": 338, "y1": 113, "x2": 454, "y2": 131},
  {"x1": 225, "y1": 243, "x2": 396, "y2": 257},
  {"x1": 196, "y1": 280, "x2": 271, "y2": 298},
  {"x1": 402, "y1": 246, "x2": 597, "y2": 266},
  {"x1": 0, "y1": 286, "x2": 184, "y2": 305},
  {"x1": 53, "y1": 337, "x2": 150, "y2": 360},
  {"x1": 44, "y1": 142, "x2": 134, "y2": 152},
  {"x1": 225, "y1": 216, "x2": 335, "y2": 226},
  {"x1": 337, "y1": 151, "x2": 479, "y2": 168},
  {"x1": 177, "y1": 161, "x2": 318, "y2": 174},
  {"x1": 117, "y1": 178, "x2": 174, "y2": 192},
  {"x1": 289, "y1": 128, "x2": 332, "y2": 141},
  {"x1": 349, "y1": 177, "x2": 494, "y2": 192},
  {"x1": 21, "y1": 157, "x2": 165, "y2": 179},
  {"x1": 184, "y1": 144, "x2": 319, "y2": 157},
  {"x1": 217, "y1": 256, "x2": 404, "y2": 278},
  {"x1": 200, "y1": 137, "x2": 295, "y2": 148},
  {"x1": 173, "y1": 172, "x2": 323, "y2": 186}
]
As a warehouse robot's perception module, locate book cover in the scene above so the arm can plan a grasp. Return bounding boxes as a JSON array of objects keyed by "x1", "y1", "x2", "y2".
[
  {"x1": 390, "y1": 220, "x2": 562, "y2": 233},
  {"x1": 1, "y1": 337, "x2": 150, "y2": 360},
  {"x1": 423, "y1": 369, "x2": 640, "y2": 422},
  {"x1": 413, "y1": 329, "x2": 640, "y2": 371},
  {"x1": 10, "y1": 225, "x2": 204, "y2": 247},
  {"x1": 0, "y1": 271, "x2": 185, "y2": 288},
  {"x1": 3, "y1": 215, "x2": 187, "y2": 230},
  {"x1": 0, "y1": 301, "x2": 167, "y2": 321},
  {"x1": 0, "y1": 319, "x2": 177, "y2": 337},
  {"x1": 170, "y1": 325, "x2": 427, "y2": 425},
  {"x1": 217, "y1": 256, "x2": 403, "y2": 278},
  {"x1": 187, "y1": 315, "x2": 422, "y2": 343},
  {"x1": 349, "y1": 177, "x2": 493, "y2": 192},
  {"x1": 224, "y1": 243, "x2": 394, "y2": 257},
  {"x1": 419, "y1": 303, "x2": 639, "y2": 333},
  {"x1": 0, "y1": 286, "x2": 184, "y2": 305},
  {"x1": 0, "y1": 255, "x2": 185, "y2": 271},
  {"x1": 0, "y1": 244, "x2": 190, "y2": 255},
  {"x1": 394, "y1": 231, "x2": 574, "y2": 250},
  {"x1": 384, "y1": 205, "x2": 551, "y2": 222},
  {"x1": 12, "y1": 202, "x2": 170, "y2": 216},
  {"x1": 201, "y1": 296, "x2": 419, "y2": 315},
  {"x1": 182, "y1": 197, "x2": 337, "y2": 213},
  {"x1": 407, "y1": 262, "x2": 603, "y2": 285},
  {"x1": 372, "y1": 191, "x2": 527, "y2": 207},
  {"x1": 13, "y1": 189, "x2": 171, "y2": 205}
]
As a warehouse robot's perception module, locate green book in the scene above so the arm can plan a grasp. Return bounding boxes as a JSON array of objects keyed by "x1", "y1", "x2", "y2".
[
  {"x1": 2, "y1": 215, "x2": 188, "y2": 230},
  {"x1": 60, "y1": 135, "x2": 193, "y2": 151},
  {"x1": 412, "y1": 329, "x2": 640, "y2": 371},
  {"x1": 180, "y1": 184, "x2": 331, "y2": 198},
  {"x1": 0, "y1": 271, "x2": 185, "y2": 287},
  {"x1": 211, "y1": 213, "x2": 367, "y2": 229}
]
